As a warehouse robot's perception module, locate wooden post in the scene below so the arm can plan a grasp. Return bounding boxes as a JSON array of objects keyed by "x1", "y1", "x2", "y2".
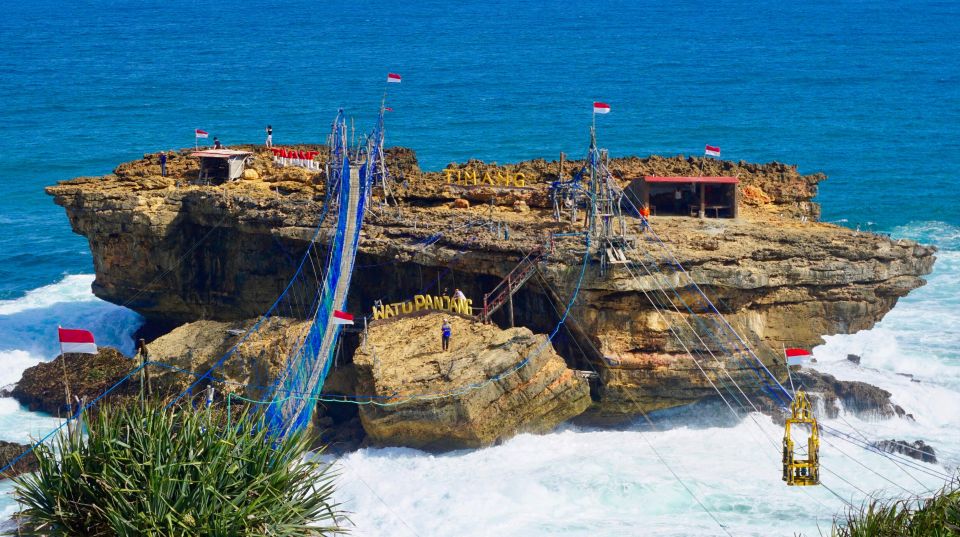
[
  {"x1": 507, "y1": 275, "x2": 515, "y2": 328},
  {"x1": 363, "y1": 316, "x2": 368, "y2": 351},
  {"x1": 733, "y1": 183, "x2": 739, "y2": 219},
  {"x1": 699, "y1": 183, "x2": 706, "y2": 218},
  {"x1": 558, "y1": 152, "x2": 565, "y2": 181},
  {"x1": 74, "y1": 395, "x2": 86, "y2": 440},
  {"x1": 138, "y1": 338, "x2": 146, "y2": 408}
]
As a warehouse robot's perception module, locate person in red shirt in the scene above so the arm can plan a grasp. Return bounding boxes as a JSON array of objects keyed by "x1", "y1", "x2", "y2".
[{"x1": 639, "y1": 204, "x2": 651, "y2": 230}]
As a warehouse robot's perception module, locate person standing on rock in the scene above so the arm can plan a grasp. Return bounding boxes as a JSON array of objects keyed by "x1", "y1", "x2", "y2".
[
  {"x1": 159, "y1": 152, "x2": 167, "y2": 177},
  {"x1": 265, "y1": 125, "x2": 273, "y2": 148},
  {"x1": 214, "y1": 137, "x2": 223, "y2": 149},
  {"x1": 441, "y1": 318, "x2": 452, "y2": 352}
]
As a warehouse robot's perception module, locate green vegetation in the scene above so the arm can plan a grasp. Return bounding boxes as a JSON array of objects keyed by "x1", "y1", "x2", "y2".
[
  {"x1": 11, "y1": 401, "x2": 346, "y2": 536},
  {"x1": 833, "y1": 477, "x2": 960, "y2": 537}
]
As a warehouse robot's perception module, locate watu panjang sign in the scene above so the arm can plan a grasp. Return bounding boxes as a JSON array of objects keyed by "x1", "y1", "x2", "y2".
[
  {"x1": 372, "y1": 294, "x2": 474, "y2": 320},
  {"x1": 443, "y1": 168, "x2": 527, "y2": 187}
]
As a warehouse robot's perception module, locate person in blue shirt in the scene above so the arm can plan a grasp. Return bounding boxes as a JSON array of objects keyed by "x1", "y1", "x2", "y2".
[
  {"x1": 441, "y1": 318, "x2": 452, "y2": 351},
  {"x1": 159, "y1": 152, "x2": 167, "y2": 177}
]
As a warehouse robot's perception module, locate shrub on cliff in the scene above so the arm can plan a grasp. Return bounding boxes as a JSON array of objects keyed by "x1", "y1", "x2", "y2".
[
  {"x1": 10, "y1": 402, "x2": 346, "y2": 536},
  {"x1": 832, "y1": 476, "x2": 960, "y2": 536}
]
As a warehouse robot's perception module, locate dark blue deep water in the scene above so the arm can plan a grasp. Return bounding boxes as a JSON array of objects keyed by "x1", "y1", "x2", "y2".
[{"x1": 1, "y1": 0, "x2": 958, "y2": 300}]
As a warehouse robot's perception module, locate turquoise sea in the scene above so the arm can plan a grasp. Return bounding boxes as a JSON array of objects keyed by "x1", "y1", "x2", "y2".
[{"x1": 0, "y1": 0, "x2": 958, "y2": 534}]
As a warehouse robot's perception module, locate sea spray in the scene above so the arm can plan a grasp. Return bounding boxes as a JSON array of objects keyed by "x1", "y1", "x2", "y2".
[
  {"x1": 333, "y1": 221, "x2": 960, "y2": 536},
  {"x1": 0, "y1": 274, "x2": 143, "y2": 516}
]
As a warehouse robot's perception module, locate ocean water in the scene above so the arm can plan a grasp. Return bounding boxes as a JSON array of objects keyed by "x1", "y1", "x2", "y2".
[{"x1": 0, "y1": 0, "x2": 958, "y2": 534}]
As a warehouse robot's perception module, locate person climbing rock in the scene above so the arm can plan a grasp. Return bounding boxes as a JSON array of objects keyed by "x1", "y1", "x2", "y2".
[
  {"x1": 441, "y1": 318, "x2": 452, "y2": 351},
  {"x1": 453, "y1": 288, "x2": 466, "y2": 301}
]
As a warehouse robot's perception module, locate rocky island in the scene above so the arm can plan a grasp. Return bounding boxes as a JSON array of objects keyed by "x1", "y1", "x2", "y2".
[{"x1": 33, "y1": 144, "x2": 936, "y2": 450}]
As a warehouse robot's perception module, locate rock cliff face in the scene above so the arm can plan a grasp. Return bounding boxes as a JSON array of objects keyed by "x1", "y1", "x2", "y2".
[
  {"x1": 45, "y1": 145, "x2": 936, "y2": 424},
  {"x1": 353, "y1": 312, "x2": 591, "y2": 450}
]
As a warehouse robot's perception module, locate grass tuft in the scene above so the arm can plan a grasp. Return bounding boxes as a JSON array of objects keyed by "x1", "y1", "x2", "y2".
[{"x1": 833, "y1": 476, "x2": 960, "y2": 537}]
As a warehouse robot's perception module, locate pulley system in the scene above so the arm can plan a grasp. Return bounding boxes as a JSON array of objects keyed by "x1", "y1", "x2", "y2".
[{"x1": 549, "y1": 124, "x2": 632, "y2": 276}]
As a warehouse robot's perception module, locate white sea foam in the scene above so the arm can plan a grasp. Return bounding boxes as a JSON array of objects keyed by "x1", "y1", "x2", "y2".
[
  {"x1": 0, "y1": 274, "x2": 143, "y2": 429},
  {"x1": 334, "y1": 411, "x2": 948, "y2": 537},
  {"x1": 0, "y1": 274, "x2": 99, "y2": 316},
  {"x1": 0, "y1": 275, "x2": 142, "y2": 516},
  {"x1": 334, "y1": 221, "x2": 960, "y2": 536},
  {"x1": 0, "y1": 274, "x2": 142, "y2": 360}
]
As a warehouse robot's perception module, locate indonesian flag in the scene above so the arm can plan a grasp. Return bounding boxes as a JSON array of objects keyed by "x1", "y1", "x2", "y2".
[
  {"x1": 58, "y1": 327, "x2": 97, "y2": 355},
  {"x1": 784, "y1": 348, "x2": 812, "y2": 366},
  {"x1": 195, "y1": 129, "x2": 209, "y2": 138},
  {"x1": 593, "y1": 102, "x2": 611, "y2": 114},
  {"x1": 332, "y1": 310, "x2": 354, "y2": 325},
  {"x1": 387, "y1": 73, "x2": 402, "y2": 83},
  {"x1": 705, "y1": 144, "x2": 721, "y2": 157}
]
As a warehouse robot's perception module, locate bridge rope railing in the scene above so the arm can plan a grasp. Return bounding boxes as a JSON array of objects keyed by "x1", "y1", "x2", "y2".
[{"x1": 170, "y1": 111, "x2": 343, "y2": 404}]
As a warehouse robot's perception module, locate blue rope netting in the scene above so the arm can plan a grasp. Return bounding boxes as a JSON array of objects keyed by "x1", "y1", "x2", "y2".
[{"x1": 263, "y1": 112, "x2": 379, "y2": 436}]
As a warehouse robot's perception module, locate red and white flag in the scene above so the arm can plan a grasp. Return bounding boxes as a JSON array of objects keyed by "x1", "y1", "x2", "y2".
[
  {"x1": 332, "y1": 310, "x2": 354, "y2": 325},
  {"x1": 704, "y1": 144, "x2": 721, "y2": 157},
  {"x1": 784, "y1": 348, "x2": 811, "y2": 366},
  {"x1": 58, "y1": 327, "x2": 98, "y2": 355},
  {"x1": 387, "y1": 73, "x2": 402, "y2": 83},
  {"x1": 593, "y1": 102, "x2": 611, "y2": 114},
  {"x1": 195, "y1": 129, "x2": 209, "y2": 139}
]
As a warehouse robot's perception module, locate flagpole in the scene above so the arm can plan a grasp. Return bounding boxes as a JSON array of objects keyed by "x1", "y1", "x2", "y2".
[
  {"x1": 57, "y1": 326, "x2": 74, "y2": 439},
  {"x1": 784, "y1": 343, "x2": 796, "y2": 398}
]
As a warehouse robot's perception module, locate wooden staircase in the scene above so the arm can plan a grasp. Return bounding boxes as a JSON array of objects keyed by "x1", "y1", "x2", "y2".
[{"x1": 481, "y1": 246, "x2": 548, "y2": 325}]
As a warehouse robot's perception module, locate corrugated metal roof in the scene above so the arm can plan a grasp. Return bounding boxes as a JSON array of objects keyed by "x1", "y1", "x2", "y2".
[{"x1": 642, "y1": 176, "x2": 739, "y2": 184}]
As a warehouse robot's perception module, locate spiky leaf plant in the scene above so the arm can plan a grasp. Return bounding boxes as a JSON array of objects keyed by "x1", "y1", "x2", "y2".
[
  {"x1": 10, "y1": 401, "x2": 346, "y2": 536},
  {"x1": 832, "y1": 476, "x2": 960, "y2": 537}
]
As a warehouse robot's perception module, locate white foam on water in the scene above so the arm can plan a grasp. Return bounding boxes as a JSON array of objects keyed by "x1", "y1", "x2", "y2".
[
  {"x1": 0, "y1": 275, "x2": 99, "y2": 315},
  {"x1": 0, "y1": 274, "x2": 143, "y2": 361},
  {"x1": 0, "y1": 275, "x2": 142, "y2": 517},
  {"x1": 333, "y1": 221, "x2": 960, "y2": 536},
  {"x1": 334, "y1": 409, "x2": 949, "y2": 537},
  {"x1": 0, "y1": 350, "x2": 45, "y2": 389}
]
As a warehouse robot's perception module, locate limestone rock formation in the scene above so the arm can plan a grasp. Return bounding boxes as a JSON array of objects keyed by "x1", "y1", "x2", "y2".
[
  {"x1": 45, "y1": 146, "x2": 936, "y2": 420},
  {"x1": 792, "y1": 368, "x2": 908, "y2": 420},
  {"x1": 353, "y1": 313, "x2": 591, "y2": 450},
  {"x1": 11, "y1": 347, "x2": 136, "y2": 415},
  {"x1": 144, "y1": 318, "x2": 309, "y2": 400},
  {"x1": 0, "y1": 441, "x2": 38, "y2": 479}
]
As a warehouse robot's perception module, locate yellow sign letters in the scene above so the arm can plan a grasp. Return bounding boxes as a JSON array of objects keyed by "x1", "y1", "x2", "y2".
[
  {"x1": 443, "y1": 168, "x2": 526, "y2": 188},
  {"x1": 372, "y1": 294, "x2": 474, "y2": 320}
]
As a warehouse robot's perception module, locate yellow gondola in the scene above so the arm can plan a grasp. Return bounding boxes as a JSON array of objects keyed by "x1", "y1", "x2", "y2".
[{"x1": 783, "y1": 389, "x2": 820, "y2": 486}]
